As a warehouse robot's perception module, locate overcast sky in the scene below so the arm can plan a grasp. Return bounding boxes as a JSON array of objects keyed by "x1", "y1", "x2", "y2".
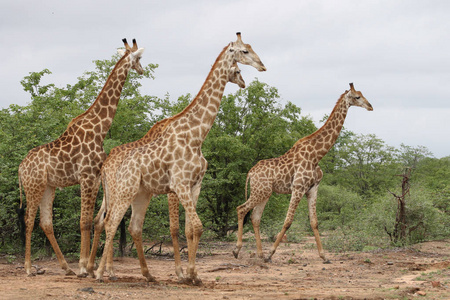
[{"x1": 1, "y1": 0, "x2": 450, "y2": 157}]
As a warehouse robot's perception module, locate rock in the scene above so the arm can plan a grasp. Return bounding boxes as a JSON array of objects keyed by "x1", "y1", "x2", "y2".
[
  {"x1": 416, "y1": 290, "x2": 426, "y2": 296},
  {"x1": 431, "y1": 281, "x2": 441, "y2": 288},
  {"x1": 78, "y1": 287, "x2": 95, "y2": 293}
]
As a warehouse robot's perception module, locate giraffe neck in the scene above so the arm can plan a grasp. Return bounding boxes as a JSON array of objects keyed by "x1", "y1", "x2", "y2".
[
  {"x1": 66, "y1": 53, "x2": 132, "y2": 139},
  {"x1": 171, "y1": 47, "x2": 233, "y2": 143},
  {"x1": 295, "y1": 92, "x2": 349, "y2": 163}
]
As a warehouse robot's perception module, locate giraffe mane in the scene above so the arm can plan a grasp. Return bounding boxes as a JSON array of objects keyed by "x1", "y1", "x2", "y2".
[
  {"x1": 65, "y1": 50, "x2": 131, "y2": 130},
  {"x1": 293, "y1": 90, "x2": 348, "y2": 147}
]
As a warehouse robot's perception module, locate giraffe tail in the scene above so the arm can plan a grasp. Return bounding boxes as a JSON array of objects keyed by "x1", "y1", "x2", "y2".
[
  {"x1": 17, "y1": 170, "x2": 26, "y2": 247},
  {"x1": 18, "y1": 171, "x2": 23, "y2": 209},
  {"x1": 245, "y1": 172, "x2": 251, "y2": 202}
]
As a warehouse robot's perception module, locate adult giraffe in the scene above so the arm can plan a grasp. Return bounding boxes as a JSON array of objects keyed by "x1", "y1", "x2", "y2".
[
  {"x1": 87, "y1": 63, "x2": 245, "y2": 282},
  {"x1": 95, "y1": 33, "x2": 266, "y2": 285},
  {"x1": 18, "y1": 39, "x2": 145, "y2": 277},
  {"x1": 233, "y1": 83, "x2": 373, "y2": 262}
]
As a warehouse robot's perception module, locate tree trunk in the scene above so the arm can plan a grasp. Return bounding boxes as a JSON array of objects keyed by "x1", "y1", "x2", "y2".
[{"x1": 388, "y1": 168, "x2": 411, "y2": 243}]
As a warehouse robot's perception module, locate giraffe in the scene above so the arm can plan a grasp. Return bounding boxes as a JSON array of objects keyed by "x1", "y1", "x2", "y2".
[
  {"x1": 94, "y1": 33, "x2": 266, "y2": 285},
  {"x1": 232, "y1": 83, "x2": 373, "y2": 262},
  {"x1": 18, "y1": 39, "x2": 145, "y2": 277},
  {"x1": 86, "y1": 63, "x2": 245, "y2": 282}
]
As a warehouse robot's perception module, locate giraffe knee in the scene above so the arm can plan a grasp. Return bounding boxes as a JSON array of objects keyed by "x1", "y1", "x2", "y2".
[
  {"x1": 81, "y1": 221, "x2": 93, "y2": 232},
  {"x1": 170, "y1": 227, "x2": 179, "y2": 238},
  {"x1": 283, "y1": 223, "x2": 292, "y2": 231},
  {"x1": 310, "y1": 221, "x2": 318, "y2": 231}
]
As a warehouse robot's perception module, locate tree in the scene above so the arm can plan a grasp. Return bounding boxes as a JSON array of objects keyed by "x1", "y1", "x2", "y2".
[{"x1": 332, "y1": 133, "x2": 399, "y2": 196}]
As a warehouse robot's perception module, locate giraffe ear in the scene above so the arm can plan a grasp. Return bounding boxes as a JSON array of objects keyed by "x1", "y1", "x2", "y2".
[
  {"x1": 117, "y1": 49, "x2": 126, "y2": 57},
  {"x1": 133, "y1": 48, "x2": 145, "y2": 57}
]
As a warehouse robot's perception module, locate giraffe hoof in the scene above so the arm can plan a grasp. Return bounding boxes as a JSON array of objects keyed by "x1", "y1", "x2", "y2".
[
  {"x1": 77, "y1": 272, "x2": 88, "y2": 278},
  {"x1": 232, "y1": 250, "x2": 239, "y2": 259},
  {"x1": 27, "y1": 273, "x2": 36, "y2": 277},
  {"x1": 264, "y1": 257, "x2": 272, "y2": 263},
  {"x1": 179, "y1": 277, "x2": 192, "y2": 285},
  {"x1": 323, "y1": 259, "x2": 332, "y2": 264},
  {"x1": 192, "y1": 277, "x2": 203, "y2": 286},
  {"x1": 145, "y1": 275, "x2": 157, "y2": 283},
  {"x1": 109, "y1": 275, "x2": 118, "y2": 281},
  {"x1": 65, "y1": 269, "x2": 76, "y2": 276}
]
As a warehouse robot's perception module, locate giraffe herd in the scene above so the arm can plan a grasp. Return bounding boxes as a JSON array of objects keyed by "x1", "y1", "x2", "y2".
[{"x1": 18, "y1": 33, "x2": 373, "y2": 285}]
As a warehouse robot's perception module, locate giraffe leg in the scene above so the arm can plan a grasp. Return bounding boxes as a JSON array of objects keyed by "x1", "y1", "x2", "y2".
[
  {"x1": 78, "y1": 177, "x2": 101, "y2": 277},
  {"x1": 250, "y1": 199, "x2": 270, "y2": 259},
  {"x1": 306, "y1": 183, "x2": 329, "y2": 263},
  {"x1": 267, "y1": 186, "x2": 307, "y2": 262},
  {"x1": 86, "y1": 198, "x2": 106, "y2": 277},
  {"x1": 39, "y1": 185, "x2": 75, "y2": 275},
  {"x1": 233, "y1": 189, "x2": 271, "y2": 259},
  {"x1": 95, "y1": 200, "x2": 131, "y2": 282},
  {"x1": 174, "y1": 184, "x2": 203, "y2": 285},
  {"x1": 23, "y1": 190, "x2": 42, "y2": 276},
  {"x1": 233, "y1": 203, "x2": 250, "y2": 259},
  {"x1": 168, "y1": 192, "x2": 185, "y2": 281},
  {"x1": 128, "y1": 189, "x2": 156, "y2": 282}
]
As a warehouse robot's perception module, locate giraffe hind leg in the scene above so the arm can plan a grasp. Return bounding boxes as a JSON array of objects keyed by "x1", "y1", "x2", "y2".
[
  {"x1": 250, "y1": 199, "x2": 270, "y2": 259},
  {"x1": 87, "y1": 199, "x2": 106, "y2": 277},
  {"x1": 168, "y1": 192, "x2": 185, "y2": 281},
  {"x1": 39, "y1": 185, "x2": 75, "y2": 275},
  {"x1": 233, "y1": 189, "x2": 271, "y2": 259},
  {"x1": 128, "y1": 189, "x2": 156, "y2": 282}
]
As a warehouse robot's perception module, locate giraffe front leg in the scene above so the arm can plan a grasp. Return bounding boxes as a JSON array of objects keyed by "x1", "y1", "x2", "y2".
[
  {"x1": 78, "y1": 177, "x2": 101, "y2": 278},
  {"x1": 175, "y1": 184, "x2": 203, "y2": 286},
  {"x1": 306, "y1": 183, "x2": 329, "y2": 263},
  {"x1": 168, "y1": 192, "x2": 185, "y2": 281},
  {"x1": 267, "y1": 187, "x2": 306, "y2": 262}
]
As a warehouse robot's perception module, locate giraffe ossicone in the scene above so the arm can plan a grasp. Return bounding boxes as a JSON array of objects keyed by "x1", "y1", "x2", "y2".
[
  {"x1": 94, "y1": 33, "x2": 265, "y2": 285},
  {"x1": 18, "y1": 38, "x2": 144, "y2": 277},
  {"x1": 233, "y1": 83, "x2": 373, "y2": 262}
]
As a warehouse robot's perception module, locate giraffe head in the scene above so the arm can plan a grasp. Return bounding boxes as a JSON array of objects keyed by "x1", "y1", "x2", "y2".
[
  {"x1": 345, "y1": 83, "x2": 373, "y2": 111},
  {"x1": 117, "y1": 38, "x2": 145, "y2": 75},
  {"x1": 230, "y1": 62, "x2": 245, "y2": 88},
  {"x1": 229, "y1": 32, "x2": 267, "y2": 72}
]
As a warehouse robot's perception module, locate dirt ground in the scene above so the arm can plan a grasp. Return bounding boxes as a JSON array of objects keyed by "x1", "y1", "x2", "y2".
[{"x1": 0, "y1": 237, "x2": 449, "y2": 300}]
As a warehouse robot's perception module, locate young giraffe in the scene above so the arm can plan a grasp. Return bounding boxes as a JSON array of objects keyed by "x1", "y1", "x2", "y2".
[
  {"x1": 95, "y1": 33, "x2": 266, "y2": 285},
  {"x1": 87, "y1": 63, "x2": 245, "y2": 282},
  {"x1": 233, "y1": 83, "x2": 373, "y2": 262},
  {"x1": 18, "y1": 39, "x2": 145, "y2": 277}
]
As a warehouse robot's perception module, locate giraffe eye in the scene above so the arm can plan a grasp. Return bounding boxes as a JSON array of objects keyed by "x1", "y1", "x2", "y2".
[
  {"x1": 236, "y1": 71, "x2": 241, "y2": 74},
  {"x1": 355, "y1": 96, "x2": 360, "y2": 99},
  {"x1": 242, "y1": 50, "x2": 249, "y2": 54}
]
